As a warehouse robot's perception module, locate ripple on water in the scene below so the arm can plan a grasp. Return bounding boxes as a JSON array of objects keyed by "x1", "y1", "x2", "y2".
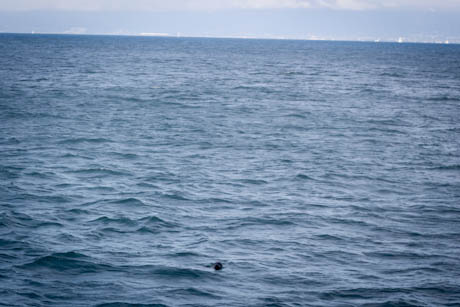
[
  {"x1": 58, "y1": 137, "x2": 114, "y2": 145},
  {"x1": 18, "y1": 252, "x2": 115, "y2": 273},
  {"x1": 95, "y1": 304, "x2": 168, "y2": 307},
  {"x1": 67, "y1": 168, "x2": 131, "y2": 178}
]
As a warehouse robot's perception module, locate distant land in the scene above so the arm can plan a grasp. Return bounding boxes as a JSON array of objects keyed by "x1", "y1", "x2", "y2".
[
  {"x1": 1, "y1": 8, "x2": 459, "y2": 45},
  {"x1": 1, "y1": 31, "x2": 457, "y2": 45}
]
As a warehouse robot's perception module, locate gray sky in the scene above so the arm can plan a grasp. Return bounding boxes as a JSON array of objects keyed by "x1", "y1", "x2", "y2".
[{"x1": 1, "y1": 0, "x2": 460, "y2": 42}]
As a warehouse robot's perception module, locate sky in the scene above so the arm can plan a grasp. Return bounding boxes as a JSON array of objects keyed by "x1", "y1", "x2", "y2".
[{"x1": 1, "y1": 0, "x2": 460, "y2": 42}]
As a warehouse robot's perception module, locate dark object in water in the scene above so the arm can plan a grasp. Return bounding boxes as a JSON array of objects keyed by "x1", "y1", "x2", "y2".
[{"x1": 214, "y1": 262, "x2": 223, "y2": 270}]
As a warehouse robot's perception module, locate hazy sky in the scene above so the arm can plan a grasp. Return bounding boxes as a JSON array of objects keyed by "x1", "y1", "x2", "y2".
[
  {"x1": 1, "y1": 0, "x2": 460, "y2": 41},
  {"x1": 2, "y1": 0, "x2": 460, "y2": 11}
]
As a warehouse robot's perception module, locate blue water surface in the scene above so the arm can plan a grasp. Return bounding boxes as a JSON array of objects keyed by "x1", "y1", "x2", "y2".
[{"x1": 1, "y1": 34, "x2": 460, "y2": 306}]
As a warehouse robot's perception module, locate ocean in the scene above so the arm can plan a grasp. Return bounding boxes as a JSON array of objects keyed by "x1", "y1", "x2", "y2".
[{"x1": 1, "y1": 33, "x2": 460, "y2": 306}]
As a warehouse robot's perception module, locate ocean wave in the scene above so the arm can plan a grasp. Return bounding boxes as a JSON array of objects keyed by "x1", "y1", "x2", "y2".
[
  {"x1": 380, "y1": 266, "x2": 443, "y2": 275},
  {"x1": 19, "y1": 251, "x2": 114, "y2": 273},
  {"x1": 295, "y1": 173, "x2": 315, "y2": 181},
  {"x1": 95, "y1": 303, "x2": 168, "y2": 307},
  {"x1": 67, "y1": 168, "x2": 130, "y2": 177},
  {"x1": 0, "y1": 137, "x2": 21, "y2": 145},
  {"x1": 58, "y1": 137, "x2": 114, "y2": 145},
  {"x1": 161, "y1": 192, "x2": 191, "y2": 201},
  {"x1": 15, "y1": 291, "x2": 42, "y2": 300},
  {"x1": 108, "y1": 198, "x2": 147, "y2": 206},
  {"x1": 89, "y1": 216, "x2": 137, "y2": 226},
  {"x1": 427, "y1": 95, "x2": 460, "y2": 102},
  {"x1": 379, "y1": 71, "x2": 406, "y2": 78},
  {"x1": 167, "y1": 287, "x2": 221, "y2": 298},
  {"x1": 0, "y1": 166, "x2": 22, "y2": 179},
  {"x1": 164, "y1": 251, "x2": 202, "y2": 258},
  {"x1": 313, "y1": 234, "x2": 345, "y2": 241},
  {"x1": 232, "y1": 216, "x2": 295, "y2": 227},
  {"x1": 107, "y1": 152, "x2": 139, "y2": 160},
  {"x1": 283, "y1": 112, "x2": 309, "y2": 119},
  {"x1": 364, "y1": 251, "x2": 438, "y2": 260},
  {"x1": 139, "y1": 215, "x2": 175, "y2": 227},
  {"x1": 147, "y1": 266, "x2": 218, "y2": 281},
  {"x1": 67, "y1": 208, "x2": 90, "y2": 215},
  {"x1": 282, "y1": 71, "x2": 307, "y2": 76},
  {"x1": 431, "y1": 164, "x2": 460, "y2": 171},
  {"x1": 35, "y1": 221, "x2": 63, "y2": 228},
  {"x1": 236, "y1": 178, "x2": 268, "y2": 185},
  {"x1": 0, "y1": 238, "x2": 24, "y2": 248},
  {"x1": 320, "y1": 290, "x2": 423, "y2": 305}
]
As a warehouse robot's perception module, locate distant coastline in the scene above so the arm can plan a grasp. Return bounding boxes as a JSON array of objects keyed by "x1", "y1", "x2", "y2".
[{"x1": 1, "y1": 31, "x2": 458, "y2": 45}]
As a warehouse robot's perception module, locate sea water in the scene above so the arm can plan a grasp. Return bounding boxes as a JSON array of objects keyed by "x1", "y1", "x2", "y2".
[{"x1": 1, "y1": 34, "x2": 460, "y2": 306}]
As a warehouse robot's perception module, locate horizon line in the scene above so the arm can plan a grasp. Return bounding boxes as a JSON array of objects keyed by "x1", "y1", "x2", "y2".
[{"x1": 0, "y1": 31, "x2": 457, "y2": 45}]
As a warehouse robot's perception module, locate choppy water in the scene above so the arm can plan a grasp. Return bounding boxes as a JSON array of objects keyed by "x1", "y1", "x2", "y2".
[{"x1": 1, "y1": 34, "x2": 460, "y2": 306}]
